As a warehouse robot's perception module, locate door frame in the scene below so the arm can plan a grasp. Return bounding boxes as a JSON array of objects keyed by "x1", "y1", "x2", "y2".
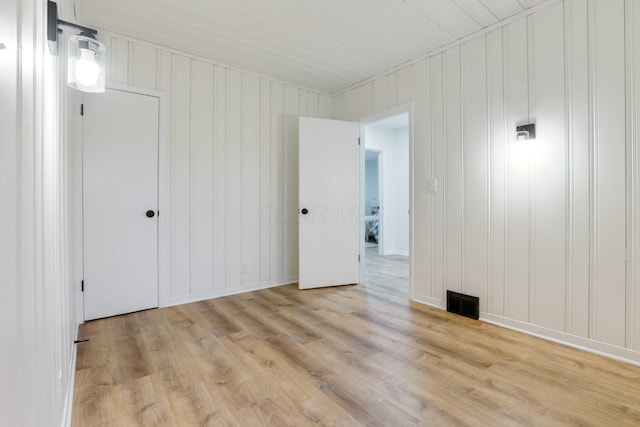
[
  {"x1": 75, "y1": 83, "x2": 170, "y2": 322},
  {"x1": 358, "y1": 104, "x2": 414, "y2": 296}
]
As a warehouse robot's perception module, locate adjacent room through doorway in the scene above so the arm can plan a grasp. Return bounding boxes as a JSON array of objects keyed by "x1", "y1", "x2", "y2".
[
  {"x1": 362, "y1": 112, "x2": 410, "y2": 295},
  {"x1": 364, "y1": 150, "x2": 381, "y2": 250}
]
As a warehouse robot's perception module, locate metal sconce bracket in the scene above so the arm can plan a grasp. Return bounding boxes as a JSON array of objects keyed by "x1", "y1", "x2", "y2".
[
  {"x1": 47, "y1": 0, "x2": 98, "y2": 55},
  {"x1": 516, "y1": 123, "x2": 536, "y2": 141}
]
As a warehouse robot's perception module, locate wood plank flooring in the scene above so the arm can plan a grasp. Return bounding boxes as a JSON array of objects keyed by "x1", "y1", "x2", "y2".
[{"x1": 73, "y1": 251, "x2": 640, "y2": 426}]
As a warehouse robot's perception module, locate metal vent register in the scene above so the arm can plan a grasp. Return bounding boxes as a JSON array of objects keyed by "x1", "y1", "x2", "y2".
[{"x1": 446, "y1": 290, "x2": 479, "y2": 320}]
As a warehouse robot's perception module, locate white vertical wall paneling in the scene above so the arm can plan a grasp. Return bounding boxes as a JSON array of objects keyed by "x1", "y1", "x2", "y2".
[
  {"x1": 284, "y1": 85, "x2": 300, "y2": 278},
  {"x1": 373, "y1": 76, "x2": 389, "y2": 113},
  {"x1": 241, "y1": 74, "x2": 261, "y2": 285},
  {"x1": 444, "y1": 46, "x2": 463, "y2": 294},
  {"x1": 260, "y1": 79, "x2": 272, "y2": 282},
  {"x1": 431, "y1": 55, "x2": 446, "y2": 302},
  {"x1": 359, "y1": 82, "x2": 374, "y2": 118},
  {"x1": 128, "y1": 43, "x2": 157, "y2": 89},
  {"x1": 332, "y1": 93, "x2": 344, "y2": 120},
  {"x1": 503, "y1": 19, "x2": 530, "y2": 322},
  {"x1": 387, "y1": 73, "x2": 398, "y2": 110},
  {"x1": 307, "y1": 91, "x2": 319, "y2": 118},
  {"x1": 319, "y1": 95, "x2": 332, "y2": 119},
  {"x1": 461, "y1": 36, "x2": 489, "y2": 310},
  {"x1": 411, "y1": 59, "x2": 432, "y2": 298},
  {"x1": 342, "y1": 87, "x2": 360, "y2": 121},
  {"x1": 20, "y1": 1, "x2": 39, "y2": 415},
  {"x1": 526, "y1": 14, "x2": 537, "y2": 335},
  {"x1": 190, "y1": 60, "x2": 214, "y2": 294},
  {"x1": 529, "y1": 2, "x2": 566, "y2": 331},
  {"x1": 1, "y1": 3, "x2": 19, "y2": 423},
  {"x1": 371, "y1": 72, "x2": 399, "y2": 114},
  {"x1": 99, "y1": 35, "x2": 112, "y2": 82},
  {"x1": 270, "y1": 81, "x2": 284, "y2": 281},
  {"x1": 226, "y1": 69, "x2": 243, "y2": 288},
  {"x1": 564, "y1": 0, "x2": 590, "y2": 338},
  {"x1": 589, "y1": 0, "x2": 626, "y2": 347},
  {"x1": 213, "y1": 66, "x2": 227, "y2": 290},
  {"x1": 156, "y1": 50, "x2": 171, "y2": 91},
  {"x1": 110, "y1": 37, "x2": 129, "y2": 84},
  {"x1": 625, "y1": 0, "x2": 635, "y2": 349},
  {"x1": 156, "y1": 49, "x2": 172, "y2": 302},
  {"x1": 487, "y1": 27, "x2": 506, "y2": 316},
  {"x1": 397, "y1": 66, "x2": 413, "y2": 106},
  {"x1": 171, "y1": 54, "x2": 191, "y2": 296},
  {"x1": 331, "y1": 0, "x2": 640, "y2": 364},
  {"x1": 299, "y1": 89, "x2": 308, "y2": 117},
  {"x1": 627, "y1": 0, "x2": 640, "y2": 351},
  {"x1": 2, "y1": 0, "x2": 78, "y2": 423},
  {"x1": 105, "y1": 31, "x2": 330, "y2": 298}
]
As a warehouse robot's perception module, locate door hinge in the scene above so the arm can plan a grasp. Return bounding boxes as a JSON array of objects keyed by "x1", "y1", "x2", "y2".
[
  {"x1": 358, "y1": 137, "x2": 361, "y2": 145},
  {"x1": 358, "y1": 254, "x2": 361, "y2": 262},
  {"x1": 81, "y1": 280, "x2": 84, "y2": 292},
  {"x1": 80, "y1": 104, "x2": 84, "y2": 116}
]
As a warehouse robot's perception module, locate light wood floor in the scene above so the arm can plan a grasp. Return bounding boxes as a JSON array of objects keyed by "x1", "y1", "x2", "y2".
[{"x1": 73, "y1": 251, "x2": 640, "y2": 426}]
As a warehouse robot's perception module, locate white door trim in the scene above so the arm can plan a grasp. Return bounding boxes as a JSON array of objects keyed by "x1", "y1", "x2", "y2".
[
  {"x1": 358, "y1": 103, "x2": 414, "y2": 298},
  {"x1": 75, "y1": 83, "x2": 171, "y2": 322}
]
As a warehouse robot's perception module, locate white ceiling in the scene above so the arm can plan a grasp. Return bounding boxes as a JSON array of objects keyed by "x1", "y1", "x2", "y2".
[{"x1": 76, "y1": 0, "x2": 547, "y2": 93}]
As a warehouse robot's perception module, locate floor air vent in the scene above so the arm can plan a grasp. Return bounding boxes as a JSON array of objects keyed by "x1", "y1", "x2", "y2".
[{"x1": 446, "y1": 290, "x2": 479, "y2": 320}]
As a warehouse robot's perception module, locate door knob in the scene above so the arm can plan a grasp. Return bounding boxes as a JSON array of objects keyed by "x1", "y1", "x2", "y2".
[
  {"x1": 146, "y1": 210, "x2": 155, "y2": 218},
  {"x1": 301, "y1": 208, "x2": 309, "y2": 215}
]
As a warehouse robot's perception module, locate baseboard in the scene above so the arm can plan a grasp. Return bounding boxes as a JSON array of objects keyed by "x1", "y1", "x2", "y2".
[
  {"x1": 61, "y1": 322, "x2": 79, "y2": 427},
  {"x1": 409, "y1": 297, "x2": 640, "y2": 367},
  {"x1": 383, "y1": 249, "x2": 409, "y2": 256},
  {"x1": 412, "y1": 294, "x2": 446, "y2": 310},
  {"x1": 160, "y1": 277, "x2": 299, "y2": 308},
  {"x1": 481, "y1": 313, "x2": 640, "y2": 367}
]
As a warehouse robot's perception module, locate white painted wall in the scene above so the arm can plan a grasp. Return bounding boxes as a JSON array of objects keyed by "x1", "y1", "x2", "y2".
[
  {"x1": 84, "y1": 30, "x2": 332, "y2": 309},
  {"x1": 1, "y1": 0, "x2": 78, "y2": 425},
  {"x1": 364, "y1": 124, "x2": 410, "y2": 256},
  {"x1": 334, "y1": 0, "x2": 640, "y2": 364}
]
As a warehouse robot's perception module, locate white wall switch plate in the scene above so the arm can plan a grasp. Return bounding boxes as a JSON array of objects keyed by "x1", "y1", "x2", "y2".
[{"x1": 427, "y1": 178, "x2": 437, "y2": 193}]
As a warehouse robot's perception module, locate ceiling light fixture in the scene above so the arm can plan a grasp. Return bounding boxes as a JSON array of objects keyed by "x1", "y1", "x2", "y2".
[{"x1": 47, "y1": 0, "x2": 105, "y2": 93}]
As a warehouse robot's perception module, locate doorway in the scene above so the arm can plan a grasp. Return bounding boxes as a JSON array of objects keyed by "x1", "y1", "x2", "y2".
[{"x1": 361, "y1": 112, "x2": 410, "y2": 295}]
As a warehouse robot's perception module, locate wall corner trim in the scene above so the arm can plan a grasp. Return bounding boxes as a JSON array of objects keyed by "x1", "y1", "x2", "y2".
[{"x1": 61, "y1": 323, "x2": 80, "y2": 427}]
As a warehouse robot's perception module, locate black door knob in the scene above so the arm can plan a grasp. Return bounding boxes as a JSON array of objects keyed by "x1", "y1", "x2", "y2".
[
  {"x1": 146, "y1": 210, "x2": 155, "y2": 218},
  {"x1": 301, "y1": 208, "x2": 309, "y2": 215}
]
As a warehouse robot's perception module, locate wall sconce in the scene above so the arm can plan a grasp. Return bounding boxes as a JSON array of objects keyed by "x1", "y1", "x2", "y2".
[
  {"x1": 516, "y1": 123, "x2": 536, "y2": 141},
  {"x1": 47, "y1": 0, "x2": 105, "y2": 93}
]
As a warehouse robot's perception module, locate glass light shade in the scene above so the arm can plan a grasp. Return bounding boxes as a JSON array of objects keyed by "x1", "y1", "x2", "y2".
[{"x1": 67, "y1": 34, "x2": 105, "y2": 93}]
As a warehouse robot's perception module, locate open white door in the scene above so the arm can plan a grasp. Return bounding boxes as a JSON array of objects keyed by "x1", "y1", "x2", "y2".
[
  {"x1": 299, "y1": 117, "x2": 360, "y2": 289},
  {"x1": 83, "y1": 88, "x2": 159, "y2": 320}
]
